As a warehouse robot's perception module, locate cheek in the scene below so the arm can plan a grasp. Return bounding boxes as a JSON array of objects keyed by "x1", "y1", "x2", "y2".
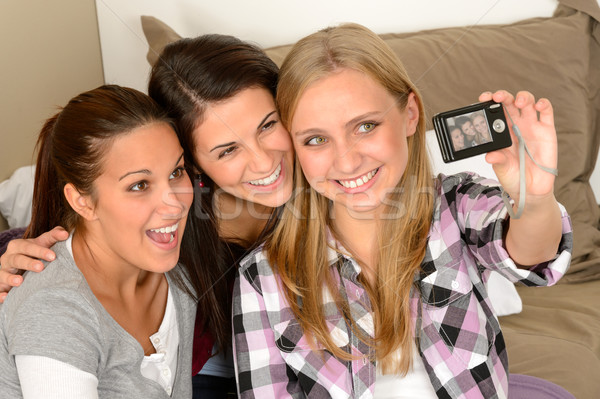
[
  {"x1": 175, "y1": 180, "x2": 194, "y2": 211},
  {"x1": 270, "y1": 128, "x2": 294, "y2": 153},
  {"x1": 198, "y1": 157, "x2": 240, "y2": 189},
  {"x1": 99, "y1": 199, "x2": 148, "y2": 233},
  {"x1": 297, "y1": 151, "x2": 331, "y2": 193}
]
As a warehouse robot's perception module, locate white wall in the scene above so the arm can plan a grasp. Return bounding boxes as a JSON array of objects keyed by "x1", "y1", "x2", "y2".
[
  {"x1": 95, "y1": 0, "x2": 558, "y2": 92},
  {"x1": 94, "y1": 0, "x2": 600, "y2": 202}
]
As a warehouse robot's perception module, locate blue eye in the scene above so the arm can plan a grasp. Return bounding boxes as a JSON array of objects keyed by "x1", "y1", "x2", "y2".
[
  {"x1": 306, "y1": 136, "x2": 327, "y2": 146},
  {"x1": 358, "y1": 122, "x2": 377, "y2": 133},
  {"x1": 170, "y1": 167, "x2": 186, "y2": 180}
]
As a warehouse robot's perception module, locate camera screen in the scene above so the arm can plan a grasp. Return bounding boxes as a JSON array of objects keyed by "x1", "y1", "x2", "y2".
[{"x1": 444, "y1": 110, "x2": 493, "y2": 152}]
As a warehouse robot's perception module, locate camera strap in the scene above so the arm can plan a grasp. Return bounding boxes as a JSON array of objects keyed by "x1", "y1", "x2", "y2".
[{"x1": 500, "y1": 107, "x2": 558, "y2": 219}]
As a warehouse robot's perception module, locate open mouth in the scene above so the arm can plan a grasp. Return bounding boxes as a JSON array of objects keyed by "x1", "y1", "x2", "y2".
[
  {"x1": 247, "y1": 163, "x2": 282, "y2": 186},
  {"x1": 146, "y1": 221, "x2": 179, "y2": 245},
  {"x1": 336, "y1": 167, "x2": 379, "y2": 189}
]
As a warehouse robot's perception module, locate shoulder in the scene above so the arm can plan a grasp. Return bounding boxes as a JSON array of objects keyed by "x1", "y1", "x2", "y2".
[
  {"x1": 238, "y1": 244, "x2": 275, "y2": 279},
  {"x1": 3, "y1": 241, "x2": 91, "y2": 316},
  {"x1": 3, "y1": 282, "x2": 98, "y2": 334},
  {"x1": 236, "y1": 244, "x2": 280, "y2": 297},
  {"x1": 2, "y1": 239, "x2": 100, "y2": 342}
]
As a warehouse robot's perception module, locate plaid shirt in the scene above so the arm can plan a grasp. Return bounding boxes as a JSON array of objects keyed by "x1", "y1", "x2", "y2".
[{"x1": 233, "y1": 173, "x2": 573, "y2": 399}]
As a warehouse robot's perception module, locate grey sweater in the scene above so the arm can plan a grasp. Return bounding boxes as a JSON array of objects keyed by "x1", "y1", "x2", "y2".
[{"x1": 0, "y1": 240, "x2": 195, "y2": 398}]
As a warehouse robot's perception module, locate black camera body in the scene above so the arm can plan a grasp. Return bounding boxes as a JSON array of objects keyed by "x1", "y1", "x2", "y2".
[{"x1": 432, "y1": 100, "x2": 512, "y2": 163}]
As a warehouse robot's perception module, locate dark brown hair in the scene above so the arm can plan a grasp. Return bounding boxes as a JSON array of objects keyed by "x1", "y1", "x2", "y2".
[
  {"x1": 148, "y1": 34, "x2": 281, "y2": 353},
  {"x1": 26, "y1": 85, "x2": 171, "y2": 239},
  {"x1": 25, "y1": 85, "x2": 207, "y2": 295}
]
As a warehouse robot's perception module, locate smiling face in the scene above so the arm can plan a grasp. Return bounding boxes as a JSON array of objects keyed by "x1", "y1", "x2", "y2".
[
  {"x1": 291, "y1": 68, "x2": 419, "y2": 215},
  {"x1": 472, "y1": 114, "x2": 491, "y2": 142},
  {"x1": 472, "y1": 114, "x2": 487, "y2": 135},
  {"x1": 86, "y1": 122, "x2": 193, "y2": 274},
  {"x1": 450, "y1": 127, "x2": 465, "y2": 150},
  {"x1": 191, "y1": 87, "x2": 294, "y2": 208},
  {"x1": 461, "y1": 120, "x2": 476, "y2": 137}
]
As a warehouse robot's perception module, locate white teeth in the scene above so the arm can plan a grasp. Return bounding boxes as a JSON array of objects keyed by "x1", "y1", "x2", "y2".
[
  {"x1": 150, "y1": 222, "x2": 179, "y2": 234},
  {"x1": 248, "y1": 164, "x2": 281, "y2": 186},
  {"x1": 338, "y1": 168, "x2": 379, "y2": 189}
]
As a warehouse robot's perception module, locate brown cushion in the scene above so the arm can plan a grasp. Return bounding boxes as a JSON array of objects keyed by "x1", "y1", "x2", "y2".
[
  {"x1": 500, "y1": 281, "x2": 600, "y2": 398},
  {"x1": 140, "y1": 6, "x2": 600, "y2": 280},
  {"x1": 373, "y1": 10, "x2": 600, "y2": 282}
]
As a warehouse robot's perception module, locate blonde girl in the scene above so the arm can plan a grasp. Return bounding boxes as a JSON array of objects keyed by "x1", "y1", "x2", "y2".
[{"x1": 233, "y1": 23, "x2": 572, "y2": 398}]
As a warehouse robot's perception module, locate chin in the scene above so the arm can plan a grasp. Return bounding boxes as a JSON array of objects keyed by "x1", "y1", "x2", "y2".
[
  {"x1": 342, "y1": 201, "x2": 382, "y2": 215},
  {"x1": 254, "y1": 188, "x2": 292, "y2": 208}
]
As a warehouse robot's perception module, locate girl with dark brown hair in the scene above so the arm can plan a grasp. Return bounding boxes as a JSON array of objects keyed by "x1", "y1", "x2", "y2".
[
  {"x1": 0, "y1": 85, "x2": 196, "y2": 398},
  {"x1": 0, "y1": 35, "x2": 295, "y2": 398}
]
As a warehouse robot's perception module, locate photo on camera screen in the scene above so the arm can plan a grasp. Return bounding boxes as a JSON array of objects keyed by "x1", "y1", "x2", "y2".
[{"x1": 445, "y1": 110, "x2": 493, "y2": 152}]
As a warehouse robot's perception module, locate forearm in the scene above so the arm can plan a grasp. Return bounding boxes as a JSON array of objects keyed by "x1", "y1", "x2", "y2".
[{"x1": 505, "y1": 193, "x2": 562, "y2": 267}]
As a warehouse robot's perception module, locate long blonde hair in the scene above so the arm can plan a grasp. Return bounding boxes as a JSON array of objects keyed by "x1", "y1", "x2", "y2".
[{"x1": 267, "y1": 23, "x2": 434, "y2": 374}]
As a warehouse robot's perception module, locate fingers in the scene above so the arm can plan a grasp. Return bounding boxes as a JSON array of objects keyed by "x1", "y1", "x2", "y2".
[
  {"x1": 1, "y1": 250, "x2": 47, "y2": 273},
  {"x1": 0, "y1": 292, "x2": 6, "y2": 303},
  {"x1": 535, "y1": 97, "x2": 554, "y2": 126},
  {"x1": 35, "y1": 226, "x2": 69, "y2": 252},
  {"x1": 485, "y1": 148, "x2": 509, "y2": 167},
  {"x1": 0, "y1": 269, "x2": 24, "y2": 294},
  {"x1": 0, "y1": 239, "x2": 54, "y2": 274},
  {"x1": 514, "y1": 91, "x2": 537, "y2": 120},
  {"x1": 480, "y1": 90, "x2": 555, "y2": 132},
  {"x1": 479, "y1": 91, "x2": 493, "y2": 102}
]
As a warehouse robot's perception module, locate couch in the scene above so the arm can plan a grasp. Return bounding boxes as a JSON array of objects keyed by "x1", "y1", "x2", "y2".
[{"x1": 141, "y1": 1, "x2": 600, "y2": 397}]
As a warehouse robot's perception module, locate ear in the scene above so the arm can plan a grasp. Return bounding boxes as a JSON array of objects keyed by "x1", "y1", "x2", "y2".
[
  {"x1": 405, "y1": 92, "x2": 420, "y2": 137},
  {"x1": 63, "y1": 183, "x2": 97, "y2": 221}
]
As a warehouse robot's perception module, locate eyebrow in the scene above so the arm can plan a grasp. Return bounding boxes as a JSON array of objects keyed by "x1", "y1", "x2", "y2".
[
  {"x1": 209, "y1": 110, "x2": 277, "y2": 153},
  {"x1": 118, "y1": 153, "x2": 185, "y2": 181},
  {"x1": 294, "y1": 111, "x2": 382, "y2": 138},
  {"x1": 257, "y1": 110, "x2": 277, "y2": 130}
]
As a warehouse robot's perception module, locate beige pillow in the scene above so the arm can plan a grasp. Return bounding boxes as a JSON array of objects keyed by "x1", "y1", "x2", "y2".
[
  {"x1": 141, "y1": 6, "x2": 600, "y2": 281},
  {"x1": 373, "y1": 9, "x2": 600, "y2": 282},
  {"x1": 141, "y1": 16, "x2": 183, "y2": 66}
]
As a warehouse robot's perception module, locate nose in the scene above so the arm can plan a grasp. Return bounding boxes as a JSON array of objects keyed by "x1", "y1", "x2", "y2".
[
  {"x1": 248, "y1": 141, "x2": 275, "y2": 174},
  {"x1": 157, "y1": 185, "x2": 189, "y2": 220},
  {"x1": 333, "y1": 139, "x2": 361, "y2": 175}
]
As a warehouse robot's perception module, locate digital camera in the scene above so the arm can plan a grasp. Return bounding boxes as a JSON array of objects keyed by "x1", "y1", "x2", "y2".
[{"x1": 432, "y1": 100, "x2": 512, "y2": 163}]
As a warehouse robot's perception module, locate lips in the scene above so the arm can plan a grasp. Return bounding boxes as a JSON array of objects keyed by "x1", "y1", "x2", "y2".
[
  {"x1": 146, "y1": 221, "x2": 179, "y2": 248},
  {"x1": 248, "y1": 163, "x2": 282, "y2": 186},
  {"x1": 336, "y1": 167, "x2": 379, "y2": 189}
]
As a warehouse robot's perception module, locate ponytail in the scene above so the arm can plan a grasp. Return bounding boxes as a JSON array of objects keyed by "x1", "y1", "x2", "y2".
[{"x1": 24, "y1": 113, "x2": 71, "y2": 239}]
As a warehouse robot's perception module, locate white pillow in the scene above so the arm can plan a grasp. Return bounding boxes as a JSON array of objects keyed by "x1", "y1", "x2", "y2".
[
  {"x1": 426, "y1": 130, "x2": 522, "y2": 316},
  {"x1": 0, "y1": 165, "x2": 35, "y2": 229}
]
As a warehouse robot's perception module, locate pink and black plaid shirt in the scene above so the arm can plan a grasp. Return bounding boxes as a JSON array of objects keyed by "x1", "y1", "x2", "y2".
[{"x1": 233, "y1": 173, "x2": 572, "y2": 398}]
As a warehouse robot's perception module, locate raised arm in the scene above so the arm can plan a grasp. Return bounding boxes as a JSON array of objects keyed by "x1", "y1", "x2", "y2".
[
  {"x1": 479, "y1": 90, "x2": 562, "y2": 266},
  {"x1": 0, "y1": 226, "x2": 68, "y2": 302}
]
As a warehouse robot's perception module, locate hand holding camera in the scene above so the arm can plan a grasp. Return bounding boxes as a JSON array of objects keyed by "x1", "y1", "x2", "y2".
[
  {"x1": 433, "y1": 90, "x2": 558, "y2": 206},
  {"x1": 478, "y1": 90, "x2": 558, "y2": 203}
]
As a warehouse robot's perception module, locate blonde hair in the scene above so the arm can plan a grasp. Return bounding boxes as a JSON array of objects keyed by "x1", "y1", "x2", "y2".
[{"x1": 267, "y1": 23, "x2": 434, "y2": 375}]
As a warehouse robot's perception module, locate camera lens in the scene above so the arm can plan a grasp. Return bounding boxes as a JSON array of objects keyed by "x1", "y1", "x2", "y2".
[{"x1": 492, "y1": 119, "x2": 506, "y2": 133}]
